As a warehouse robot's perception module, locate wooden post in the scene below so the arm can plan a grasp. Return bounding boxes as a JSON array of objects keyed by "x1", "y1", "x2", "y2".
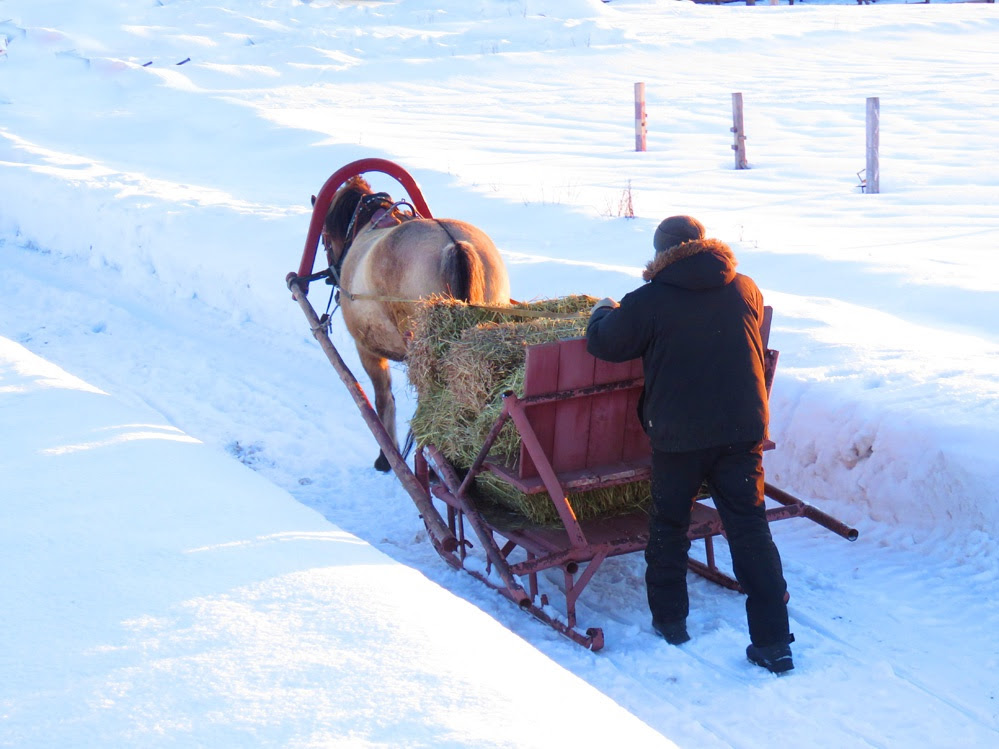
[
  {"x1": 731, "y1": 92, "x2": 748, "y2": 170},
  {"x1": 634, "y1": 82, "x2": 647, "y2": 152},
  {"x1": 866, "y1": 97, "x2": 880, "y2": 194}
]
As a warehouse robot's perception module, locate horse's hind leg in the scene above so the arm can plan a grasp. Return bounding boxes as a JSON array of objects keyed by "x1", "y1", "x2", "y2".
[{"x1": 358, "y1": 347, "x2": 397, "y2": 472}]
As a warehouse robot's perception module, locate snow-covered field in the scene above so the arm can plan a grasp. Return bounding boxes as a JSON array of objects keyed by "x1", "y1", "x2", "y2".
[{"x1": 2, "y1": 0, "x2": 998, "y2": 746}]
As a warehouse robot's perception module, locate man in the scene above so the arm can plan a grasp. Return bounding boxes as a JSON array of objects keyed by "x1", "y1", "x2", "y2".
[{"x1": 586, "y1": 215, "x2": 794, "y2": 674}]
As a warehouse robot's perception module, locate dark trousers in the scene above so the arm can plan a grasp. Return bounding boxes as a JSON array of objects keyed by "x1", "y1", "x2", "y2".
[{"x1": 646, "y1": 441, "x2": 790, "y2": 647}]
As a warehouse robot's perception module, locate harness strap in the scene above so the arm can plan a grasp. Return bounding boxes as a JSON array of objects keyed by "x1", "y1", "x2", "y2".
[
  {"x1": 435, "y1": 218, "x2": 459, "y2": 246},
  {"x1": 334, "y1": 290, "x2": 587, "y2": 319}
]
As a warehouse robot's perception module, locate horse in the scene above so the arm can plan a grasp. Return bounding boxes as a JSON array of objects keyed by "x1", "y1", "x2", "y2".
[{"x1": 315, "y1": 175, "x2": 511, "y2": 472}]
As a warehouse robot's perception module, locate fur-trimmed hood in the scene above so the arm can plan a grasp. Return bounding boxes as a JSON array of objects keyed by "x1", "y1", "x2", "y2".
[{"x1": 642, "y1": 237, "x2": 738, "y2": 289}]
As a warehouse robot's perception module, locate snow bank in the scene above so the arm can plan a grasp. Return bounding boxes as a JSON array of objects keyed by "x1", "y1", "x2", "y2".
[{"x1": 0, "y1": 337, "x2": 674, "y2": 748}]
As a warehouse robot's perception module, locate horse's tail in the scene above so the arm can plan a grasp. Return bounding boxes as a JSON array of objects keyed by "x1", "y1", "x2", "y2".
[{"x1": 441, "y1": 240, "x2": 487, "y2": 304}]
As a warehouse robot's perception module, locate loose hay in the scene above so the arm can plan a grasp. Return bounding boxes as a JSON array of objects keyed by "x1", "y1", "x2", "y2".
[{"x1": 408, "y1": 294, "x2": 652, "y2": 525}]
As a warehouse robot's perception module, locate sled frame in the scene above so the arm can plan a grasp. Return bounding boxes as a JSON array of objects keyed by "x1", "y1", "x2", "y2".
[{"x1": 417, "y1": 310, "x2": 857, "y2": 650}]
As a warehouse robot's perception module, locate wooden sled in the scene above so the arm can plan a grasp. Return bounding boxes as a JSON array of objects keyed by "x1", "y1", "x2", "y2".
[{"x1": 415, "y1": 309, "x2": 858, "y2": 650}]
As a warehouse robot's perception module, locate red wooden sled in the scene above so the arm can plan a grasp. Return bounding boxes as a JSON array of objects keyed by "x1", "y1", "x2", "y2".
[{"x1": 287, "y1": 158, "x2": 858, "y2": 651}]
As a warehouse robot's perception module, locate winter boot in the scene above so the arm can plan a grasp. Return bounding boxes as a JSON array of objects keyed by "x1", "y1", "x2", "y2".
[
  {"x1": 746, "y1": 639, "x2": 794, "y2": 674},
  {"x1": 652, "y1": 618, "x2": 690, "y2": 645}
]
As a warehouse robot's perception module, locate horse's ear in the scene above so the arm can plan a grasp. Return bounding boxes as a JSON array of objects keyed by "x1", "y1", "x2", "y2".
[{"x1": 311, "y1": 195, "x2": 317, "y2": 207}]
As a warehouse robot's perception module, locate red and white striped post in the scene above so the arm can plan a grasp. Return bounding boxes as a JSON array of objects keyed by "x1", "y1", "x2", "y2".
[{"x1": 635, "y1": 82, "x2": 647, "y2": 152}]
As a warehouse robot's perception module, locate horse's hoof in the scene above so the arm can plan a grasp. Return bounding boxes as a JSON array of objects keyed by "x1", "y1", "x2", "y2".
[{"x1": 374, "y1": 453, "x2": 391, "y2": 473}]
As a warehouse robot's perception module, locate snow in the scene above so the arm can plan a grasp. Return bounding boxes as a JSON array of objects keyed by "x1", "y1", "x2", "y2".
[
  {"x1": 1, "y1": 0, "x2": 998, "y2": 746},
  {"x1": 0, "y1": 339, "x2": 672, "y2": 748}
]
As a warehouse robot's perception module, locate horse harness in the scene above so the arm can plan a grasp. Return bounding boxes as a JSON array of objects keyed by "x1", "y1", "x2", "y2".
[{"x1": 324, "y1": 191, "x2": 418, "y2": 290}]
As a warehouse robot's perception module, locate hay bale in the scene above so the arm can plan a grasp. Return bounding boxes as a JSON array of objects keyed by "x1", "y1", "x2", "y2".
[
  {"x1": 406, "y1": 296, "x2": 496, "y2": 395},
  {"x1": 407, "y1": 295, "x2": 653, "y2": 526}
]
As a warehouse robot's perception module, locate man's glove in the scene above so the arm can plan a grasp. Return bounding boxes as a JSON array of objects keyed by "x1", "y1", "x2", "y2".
[{"x1": 590, "y1": 297, "x2": 620, "y2": 315}]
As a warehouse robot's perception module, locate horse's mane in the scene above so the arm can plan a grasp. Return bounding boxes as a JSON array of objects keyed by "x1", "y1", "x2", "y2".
[{"x1": 325, "y1": 175, "x2": 373, "y2": 243}]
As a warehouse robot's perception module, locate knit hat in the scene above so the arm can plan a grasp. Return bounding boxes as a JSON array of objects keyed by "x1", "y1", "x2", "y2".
[{"x1": 653, "y1": 215, "x2": 705, "y2": 254}]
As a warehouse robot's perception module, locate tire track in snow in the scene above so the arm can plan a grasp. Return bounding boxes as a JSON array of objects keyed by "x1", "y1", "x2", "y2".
[
  {"x1": 588, "y1": 601, "x2": 890, "y2": 749},
  {"x1": 789, "y1": 605, "x2": 999, "y2": 735},
  {"x1": 547, "y1": 558, "x2": 995, "y2": 746}
]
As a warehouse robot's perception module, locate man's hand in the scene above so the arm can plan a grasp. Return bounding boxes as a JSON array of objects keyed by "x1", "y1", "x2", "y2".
[{"x1": 590, "y1": 297, "x2": 620, "y2": 315}]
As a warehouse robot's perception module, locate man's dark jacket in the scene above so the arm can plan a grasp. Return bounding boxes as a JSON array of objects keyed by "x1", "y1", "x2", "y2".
[{"x1": 586, "y1": 238, "x2": 769, "y2": 453}]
